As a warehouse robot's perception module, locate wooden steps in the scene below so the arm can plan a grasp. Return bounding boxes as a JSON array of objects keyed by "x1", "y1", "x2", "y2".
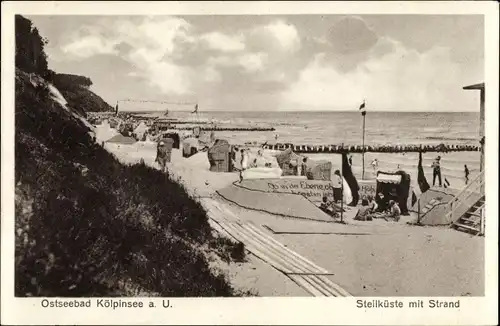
[
  {"x1": 452, "y1": 197, "x2": 485, "y2": 235},
  {"x1": 201, "y1": 197, "x2": 351, "y2": 297}
]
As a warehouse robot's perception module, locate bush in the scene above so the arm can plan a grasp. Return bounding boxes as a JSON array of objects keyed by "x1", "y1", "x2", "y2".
[{"x1": 15, "y1": 70, "x2": 239, "y2": 297}]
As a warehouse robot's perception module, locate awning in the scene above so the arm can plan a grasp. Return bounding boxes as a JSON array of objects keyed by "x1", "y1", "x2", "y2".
[{"x1": 376, "y1": 173, "x2": 402, "y2": 184}]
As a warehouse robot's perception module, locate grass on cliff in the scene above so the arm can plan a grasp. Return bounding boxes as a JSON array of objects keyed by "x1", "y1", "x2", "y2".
[
  {"x1": 51, "y1": 73, "x2": 114, "y2": 115},
  {"x1": 14, "y1": 70, "x2": 245, "y2": 297}
]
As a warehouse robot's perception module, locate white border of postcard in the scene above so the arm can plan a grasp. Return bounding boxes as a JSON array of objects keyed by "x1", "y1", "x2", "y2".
[{"x1": 2, "y1": 1, "x2": 498, "y2": 325}]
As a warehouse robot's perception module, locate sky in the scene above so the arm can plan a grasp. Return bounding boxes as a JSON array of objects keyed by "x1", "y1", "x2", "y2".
[{"x1": 28, "y1": 14, "x2": 484, "y2": 112}]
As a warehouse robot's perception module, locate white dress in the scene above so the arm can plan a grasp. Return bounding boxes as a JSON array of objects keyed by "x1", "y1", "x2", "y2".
[
  {"x1": 241, "y1": 154, "x2": 249, "y2": 170},
  {"x1": 342, "y1": 177, "x2": 353, "y2": 204}
]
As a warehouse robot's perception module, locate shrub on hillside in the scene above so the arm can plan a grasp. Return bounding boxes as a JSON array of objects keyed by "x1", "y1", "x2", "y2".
[
  {"x1": 15, "y1": 15, "x2": 50, "y2": 77},
  {"x1": 51, "y1": 73, "x2": 114, "y2": 114},
  {"x1": 15, "y1": 71, "x2": 239, "y2": 296}
]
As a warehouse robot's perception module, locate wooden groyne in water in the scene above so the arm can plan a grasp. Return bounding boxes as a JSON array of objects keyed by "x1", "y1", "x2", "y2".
[
  {"x1": 257, "y1": 143, "x2": 480, "y2": 154},
  {"x1": 173, "y1": 126, "x2": 276, "y2": 132},
  {"x1": 167, "y1": 121, "x2": 211, "y2": 125}
]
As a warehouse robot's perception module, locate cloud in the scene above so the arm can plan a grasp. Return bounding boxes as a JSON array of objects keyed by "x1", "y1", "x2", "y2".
[
  {"x1": 59, "y1": 16, "x2": 195, "y2": 95},
  {"x1": 282, "y1": 38, "x2": 474, "y2": 111},
  {"x1": 61, "y1": 35, "x2": 118, "y2": 58},
  {"x1": 246, "y1": 20, "x2": 301, "y2": 53},
  {"x1": 199, "y1": 32, "x2": 245, "y2": 52},
  {"x1": 262, "y1": 20, "x2": 301, "y2": 52},
  {"x1": 327, "y1": 16, "x2": 379, "y2": 55},
  {"x1": 57, "y1": 16, "x2": 300, "y2": 98},
  {"x1": 48, "y1": 15, "x2": 482, "y2": 111}
]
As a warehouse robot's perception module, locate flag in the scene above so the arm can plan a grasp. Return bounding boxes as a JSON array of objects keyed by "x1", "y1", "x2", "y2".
[
  {"x1": 359, "y1": 101, "x2": 366, "y2": 111},
  {"x1": 359, "y1": 100, "x2": 366, "y2": 116},
  {"x1": 342, "y1": 152, "x2": 360, "y2": 206},
  {"x1": 192, "y1": 104, "x2": 198, "y2": 114},
  {"x1": 411, "y1": 191, "x2": 418, "y2": 206},
  {"x1": 417, "y1": 151, "x2": 431, "y2": 193}
]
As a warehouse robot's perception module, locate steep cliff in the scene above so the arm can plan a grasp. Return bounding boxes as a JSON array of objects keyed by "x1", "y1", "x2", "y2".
[{"x1": 14, "y1": 16, "x2": 240, "y2": 297}]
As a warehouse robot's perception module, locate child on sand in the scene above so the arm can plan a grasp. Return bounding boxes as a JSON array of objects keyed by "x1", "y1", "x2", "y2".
[{"x1": 354, "y1": 199, "x2": 373, "y2": 221}]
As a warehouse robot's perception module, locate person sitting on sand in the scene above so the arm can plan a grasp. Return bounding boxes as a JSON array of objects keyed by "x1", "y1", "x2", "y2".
[
  {"x1": 383, "y1": 200, "x2": 401, "y2": 222},
  {"x1": 255, "y1": 150, "x2": 268, "y2": 168},
  {"x1": 367, "y1": 195, "x2": 378, "y2": 213},
  {"x1": 375, "y1": 192, "x2": 387, "y2": 213},
  {"x1": 354, "y1": 199, "x2": 373, "y2": 221},
  {"x1": 319, "y1": 196, "x2": 338, "y2": 218}
]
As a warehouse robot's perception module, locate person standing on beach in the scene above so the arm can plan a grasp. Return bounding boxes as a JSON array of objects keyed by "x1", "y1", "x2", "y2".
[
  {"x1": 332, "y1": 170, "x2": 343, "y2": 203},
  {"x1": 301, "y1": 157, "x2": 308, "y2": 176},
  {"x1": 240, "y1": 149, "x2": 249, "y2": 170},
  {"x1": 464, "y1": 164, "x2": 470, "y2": 185},
  {"x1": 348, "y1": 155, "x2": 353, "y2": 166},
  {"x1": 371, "y1": 158, "x2": 379, "y2": 172},
  {"x1": 431, "y1": 156, "x2": 442, "y2": 187},
  {"x1": 155, "y1": 140, "x2": 169, "y2": 173}
]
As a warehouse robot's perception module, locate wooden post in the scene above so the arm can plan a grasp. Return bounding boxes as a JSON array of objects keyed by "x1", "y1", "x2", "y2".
[
  {"x1": 362, "y1": 111, "x2": 366, "y2": 180},
  {"x1": 463, "y1": 82, "x2": 485, "y2": 193},
  {"x1": 479, "y1": 88, "x2": 485, "y2": 194},
  {"x1": 417, "y1": 198, "x2": 421, "y2": 224},
  {"x1": 340, "y1": 144, "x2": 344, "y2": 223}
]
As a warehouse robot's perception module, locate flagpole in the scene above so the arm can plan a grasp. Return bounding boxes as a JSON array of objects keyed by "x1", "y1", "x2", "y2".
[
  {"x1": 340, "y1": 143, "x2": 344, "y2": 223},
  {"x1": 361, "y1": 101, "x2": 366, "y2": 180}
]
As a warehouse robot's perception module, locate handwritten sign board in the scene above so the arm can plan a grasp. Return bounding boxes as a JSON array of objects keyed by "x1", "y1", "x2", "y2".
[
  {"x1": 358, "y1": 180, "x2": 377, "y2": 199},
  {"x1": 239, "y1": 178, "x2": 334, "y2": 203}
]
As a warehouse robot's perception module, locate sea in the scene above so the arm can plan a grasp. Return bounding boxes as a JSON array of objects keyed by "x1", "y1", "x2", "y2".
[{"x1": 129, "y1": 110, "x2": 482, "y2": 190}]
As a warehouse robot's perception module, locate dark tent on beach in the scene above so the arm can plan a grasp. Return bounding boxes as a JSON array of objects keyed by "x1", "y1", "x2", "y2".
[
  {"x1": 342, "y1": 152, "x2": 359, "y2": 206},
  {"x1": 417, "y1": 151, "x2": 431, "y2": 193}
]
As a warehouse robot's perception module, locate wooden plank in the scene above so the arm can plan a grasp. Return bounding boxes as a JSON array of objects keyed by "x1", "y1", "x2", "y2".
[
  {"x1": 300, "y1": 275, "x2": 336, "y2": 296},
  {"x1": 309, "y1": 275, "x2": 352, "y2": 297},
  {"x1": 241, "y1": 223, "x2": 326, "y2": 274},
  {"x1": 203, "y1": 197, "x2": 352, "y2": 297},
  {"x1": 245, "y1": 223, "x2": 330, "y2": 274},
  {"x1": 306, "y1": 275, "x2": 346, "y2": 297},
  {"x1": 287, "y1": 275, "x2": 326, "y2": 297},
  {"x1": 214, "y1": 220, "x2": 294, "y2": 274}
]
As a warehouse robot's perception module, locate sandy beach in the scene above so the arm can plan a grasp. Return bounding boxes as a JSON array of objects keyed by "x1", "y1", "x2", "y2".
[{"x1": 98, "y1": 128, "x2": 484, "y2": 297}]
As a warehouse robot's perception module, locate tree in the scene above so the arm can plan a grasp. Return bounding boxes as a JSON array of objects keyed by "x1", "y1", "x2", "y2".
[{"x1": 15, "y1": 15, "x2": 49, "y2": 76}]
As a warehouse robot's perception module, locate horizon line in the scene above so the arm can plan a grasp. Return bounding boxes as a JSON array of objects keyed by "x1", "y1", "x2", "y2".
[{"x1": 116, "y1": 109, "x2": 479, "y2": 113}]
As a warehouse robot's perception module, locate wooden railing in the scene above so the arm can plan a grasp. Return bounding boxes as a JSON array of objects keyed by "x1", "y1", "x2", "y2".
[{"x1": 447, "y1": 171, "x2": 484, "y2": 224}]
